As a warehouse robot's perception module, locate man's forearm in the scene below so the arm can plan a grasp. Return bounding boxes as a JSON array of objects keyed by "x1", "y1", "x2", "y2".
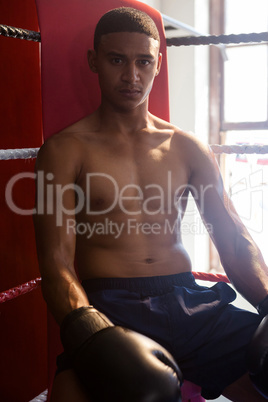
[
  {"x1": 41, "y1": 269, "x2": 90, "y2": 325},
  {"x1": 222, "y1": 234, "x2": 268, "y2": 307}
]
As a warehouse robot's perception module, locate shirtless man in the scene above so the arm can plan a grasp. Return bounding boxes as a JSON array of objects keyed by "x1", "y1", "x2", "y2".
[{"x1": 33, "y1": 7, "x2": 268, "y2": 402}]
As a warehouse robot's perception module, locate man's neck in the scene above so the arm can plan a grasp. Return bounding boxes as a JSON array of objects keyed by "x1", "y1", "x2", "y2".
[{"x1": 97, "y1": 101, "x2": 153, "y2": 136}]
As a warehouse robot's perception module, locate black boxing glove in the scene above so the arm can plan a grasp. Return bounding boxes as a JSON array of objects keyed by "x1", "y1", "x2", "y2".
[
  {"x1": 61, "y1": 306, "x2": 182, "y2": 402},
  {"x1": 247, "y1": 296, "x2": 268, "y2": 398},
  {"x1": 257, "y1": 294, "x2": 268, "y2": 318}
]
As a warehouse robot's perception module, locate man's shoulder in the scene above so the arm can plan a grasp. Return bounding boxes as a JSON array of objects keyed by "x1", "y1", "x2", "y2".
[
  {"x1": 154, "y1": 119, "x2": 214, "y2": 168},
  {"x1": 157, "y1": 120, "x2": 205, "y2": 150},
  {"x1": 39, "y1": 113, "x2": 96, "y2": 156},
  {"x1": 151, "y1": 115, "x2": 199, "y2": 143},
  {"x1": 171, "y1": 126, "x2": 211, "y2": 155},
  {"x1": 36, "y1": 128, "x2": 87, "y2": 177},
  {"x1": 38, "y1": 131, "x2": 82, "y2": 158}
]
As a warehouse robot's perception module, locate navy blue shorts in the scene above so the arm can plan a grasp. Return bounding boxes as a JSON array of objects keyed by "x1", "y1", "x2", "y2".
[{"x1": 58, "y1": 272, "x2": 262, "y2": 399}]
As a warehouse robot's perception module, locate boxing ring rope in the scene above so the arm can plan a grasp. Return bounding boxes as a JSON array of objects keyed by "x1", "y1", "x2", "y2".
[
  {"x1": 0, "y1": 147, "x2": 40, "y2": 160},
  {"x1": 1, "y1": 23, "x2": 268, "y2": 47},
  {"x1": 0, "y1": 24, "x2": 41, "y2": 42},
  {"x1": 0, "y1": 278, "x2": 42, "y2": 304},
  {"x1": 1, "y1": 144, "x2": 268, "y2": 161}
]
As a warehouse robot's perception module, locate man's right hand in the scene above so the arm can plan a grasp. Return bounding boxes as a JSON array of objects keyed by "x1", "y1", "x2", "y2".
[{"x1": 60, "y1": 306, "x2": 182, "y2": 402}]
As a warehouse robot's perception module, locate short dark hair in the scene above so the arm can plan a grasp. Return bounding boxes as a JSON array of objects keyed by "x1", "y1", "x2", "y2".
[{"x1": 94, "y1": 7, "x2": 160, "y2": 51}]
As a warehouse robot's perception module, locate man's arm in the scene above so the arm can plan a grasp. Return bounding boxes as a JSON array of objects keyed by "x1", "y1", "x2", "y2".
[
  {"x1": 33, "y1": 136, "x2": 89, "y2": 324},
  {"x1": 187, "y1": 136, "x2": 268, "y2": 307},
  {"x1": 33, "y1": 136, "x2": 183, "y2": 401}
]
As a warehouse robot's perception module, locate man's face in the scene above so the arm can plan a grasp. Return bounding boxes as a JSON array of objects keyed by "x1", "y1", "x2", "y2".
[{"x1": 88, "y1": 32, "x2": 162, "y2": 112}]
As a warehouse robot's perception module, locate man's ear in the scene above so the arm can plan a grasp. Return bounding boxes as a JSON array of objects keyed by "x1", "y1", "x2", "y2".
[
  {"x1": 155, "y1": 52, "x2": 162, "y2": 77},
  {"x1": 87, "y1": 49, "x2": 98, "y2": 73}
]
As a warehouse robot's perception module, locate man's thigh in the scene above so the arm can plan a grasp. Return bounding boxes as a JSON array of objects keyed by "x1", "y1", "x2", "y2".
[
  {"x1": 50, "y1": 370, "x2": 90, "y2": 402},
  {"x1": 222, "y1": 373, "x2": 267, "y2": 402}
]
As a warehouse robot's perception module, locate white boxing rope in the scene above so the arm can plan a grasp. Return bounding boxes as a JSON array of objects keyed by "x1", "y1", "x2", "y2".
[
  {"x1": 29, "y1": 389, "x2": 48, "y2": 402},
  {"x1": 0, "y1": 148, "x2": 39, "y2": 160},
  {"x1": 0, "y1": 144, "x2": 268, "y2": 161},
  {"x1": 210, "y1": 144, "x2": 268, "y2": 155}
]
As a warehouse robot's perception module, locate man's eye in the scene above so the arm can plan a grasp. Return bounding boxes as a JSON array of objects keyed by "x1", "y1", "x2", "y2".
[
  {"x1": 138, "y1": 60, "x2": 150, "y2": 66},
  {"x1": 112, "y1": 58, "x2": 123, "y2": 64}
]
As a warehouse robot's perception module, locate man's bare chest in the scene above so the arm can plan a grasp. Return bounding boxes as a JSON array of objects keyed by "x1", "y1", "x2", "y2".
[{"x1": 76, "y1": 144, "x2": 189, "y2": 217}]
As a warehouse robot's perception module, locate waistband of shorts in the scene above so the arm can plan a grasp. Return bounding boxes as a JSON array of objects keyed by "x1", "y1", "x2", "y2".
[{"x1": 82, "y1": 271, "x2": 196, "y2": 293}]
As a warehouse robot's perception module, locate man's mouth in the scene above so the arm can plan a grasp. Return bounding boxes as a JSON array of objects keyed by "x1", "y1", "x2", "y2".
[{"x1": 119, "y1": 88, "x2": 141, "y2": 97}]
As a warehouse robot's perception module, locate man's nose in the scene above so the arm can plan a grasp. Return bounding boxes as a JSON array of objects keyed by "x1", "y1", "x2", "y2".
[{"x1": 122, "y1": 62, "x2": 139, "y2": 83}]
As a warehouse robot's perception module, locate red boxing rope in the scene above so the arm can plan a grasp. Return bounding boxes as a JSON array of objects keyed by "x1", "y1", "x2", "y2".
[
  {"x1": 192, "y1": 271, "x2": 230, "y2": 283},
  {"x1": 0, "y1": 272, "x2": 230, "y2": 304},
  {"x1": 0, "y1": 277, "x2": 41, "y2": 303}
]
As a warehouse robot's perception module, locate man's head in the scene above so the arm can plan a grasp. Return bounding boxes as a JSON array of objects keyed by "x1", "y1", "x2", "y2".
[
  {"x1": 88, "y1": 7, "x2": 162, "y2": 112},
  {"x1": 93, "y1": 7, "x2": 160, "y2": 52}
]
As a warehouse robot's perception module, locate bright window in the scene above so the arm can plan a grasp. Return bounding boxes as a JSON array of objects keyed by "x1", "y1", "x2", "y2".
[
  {"x1": 210, "y1": 0, "x2": 268, "y2": 268},
  {"x1": 223, "y1": 131, "x2": 268, "y2": 264},
  {"x1": 222, "y1": 1, "x2": 268, "y2": 128},
  {"x1": 225, "y1": 0, "x2": 268, "y2": 34},
  {"x1": 224, "y1": 45, "x2": 267, "y2": 123}
]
